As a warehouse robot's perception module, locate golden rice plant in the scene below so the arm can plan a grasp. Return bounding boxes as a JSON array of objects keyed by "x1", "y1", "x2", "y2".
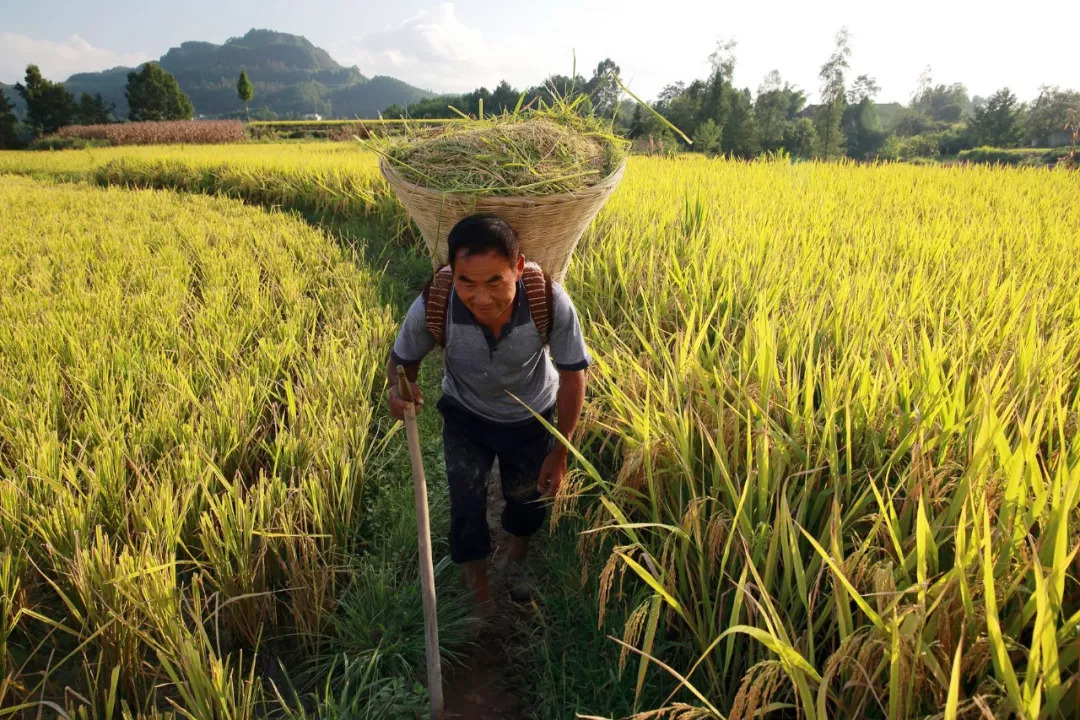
[
  {"x1": 0, "y1": 175, "x2": 396, "y2": 713},
  {"x1": 544, "y1": 155, "x2": 1080, "y2": 718},
  {"x1": 3, "y1": 141, "x2": 1079, "y2": 718}
]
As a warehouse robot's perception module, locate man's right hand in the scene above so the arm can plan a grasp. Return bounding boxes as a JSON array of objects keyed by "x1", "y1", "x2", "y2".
[{"x1": 388, "y1": 382, "x2": 424, "y2": 420}]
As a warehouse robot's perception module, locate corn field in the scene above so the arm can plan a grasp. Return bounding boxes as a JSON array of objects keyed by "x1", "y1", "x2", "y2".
[{"x1": 1, "y1": 144, "x2": 1078, "y2": 718}]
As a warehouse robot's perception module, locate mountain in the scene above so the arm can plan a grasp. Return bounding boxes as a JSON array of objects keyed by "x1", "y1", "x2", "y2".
[
  {"x1": 0, "y1": 82, "x2": 27, "y2": 118},
  {"x1": 55, "y1": 28, "x2": 433, "y2": 119}
]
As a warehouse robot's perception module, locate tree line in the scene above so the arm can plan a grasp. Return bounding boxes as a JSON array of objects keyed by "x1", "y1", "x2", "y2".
[
  {"x1": 0, "y1": 64, "x2": 257, "y2": 148},
  {"x1": 383, "y1": 29, "x2": 1078, "y2": 161},
  {"x1": 3, "y1": 29, "x2": 1076, "y2": 159}
]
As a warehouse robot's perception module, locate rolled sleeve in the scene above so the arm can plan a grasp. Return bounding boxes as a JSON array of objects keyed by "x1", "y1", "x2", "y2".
[
  {"x1": 547, "y1": 282, "x2": 593, "y2": 371},
  {"x1": 392, "y1": 295, "x2": 436, "y2": 364}
]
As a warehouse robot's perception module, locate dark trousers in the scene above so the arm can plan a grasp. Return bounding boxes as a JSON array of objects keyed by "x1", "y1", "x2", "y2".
[{"x1": 437, "y1": 395, "x2": 555, "y2": 564}]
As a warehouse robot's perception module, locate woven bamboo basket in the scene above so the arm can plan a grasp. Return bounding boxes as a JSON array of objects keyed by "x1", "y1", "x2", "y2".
[{"x1": 379, "y1": 156, "x2": 626, "y2": 283}]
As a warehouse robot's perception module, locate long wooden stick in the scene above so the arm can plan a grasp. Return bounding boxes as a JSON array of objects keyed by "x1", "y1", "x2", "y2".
[{"x1": 397, "y1": 366, "x2": 444, "y2": 720}]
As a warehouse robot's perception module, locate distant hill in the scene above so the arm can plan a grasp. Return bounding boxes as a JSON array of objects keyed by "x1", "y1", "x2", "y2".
[
  {"x1": 19, "y1": 28, "x2": 434, "y2": 120},
  {"x1": 0, "y1": 82, "x2": 27, "y2": 118}
]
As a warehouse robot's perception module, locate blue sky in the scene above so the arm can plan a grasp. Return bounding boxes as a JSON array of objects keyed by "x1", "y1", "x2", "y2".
[{"x1": 1, "y1": 0, "x2": 1074, "y2": 104}]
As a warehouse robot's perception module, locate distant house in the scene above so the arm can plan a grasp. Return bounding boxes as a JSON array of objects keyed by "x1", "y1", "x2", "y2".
[
  {"x1": 1029, "y1": 131, "x2": 1073, "y2": 148},
  {"x1": 1045, "y1": 130, "x2": 1071, "y2": 148},
  {"x1": 302, "y1": 113, "x2": 322, "y2": 121}
]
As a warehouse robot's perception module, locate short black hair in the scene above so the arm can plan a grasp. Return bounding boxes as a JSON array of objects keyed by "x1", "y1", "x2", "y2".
[{"x1": 446, "y1": 214, "x2": 519, "y2": 268}]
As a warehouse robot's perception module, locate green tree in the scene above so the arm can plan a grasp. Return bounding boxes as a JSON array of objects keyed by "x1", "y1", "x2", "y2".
[
  {"x1": 655, "y1": 80, "x2": 702, "y2": 145},
  {"x1": 755, "y1": 70, "x2": 804, "y2": 152},
  {"x1": 698, "y1": 39, "x2": 735, "y2": 137},
  {"x1": 0, "y1": 89, "x2": 20, "y2": 148},
  {"x1": 585, "y1": 58, "x2": 621, "y2": 117},
  {"x1": 723, "y1": 87, "x2": 759, "y2": 157},
  {"x1": 126, "y1": 63, "x2": 194, "y2": 121},
  {"x1": 236, "y1": 69, "x2": 254, "y2": 121},
  {"x1": 783, "y1": 117, "x2": 818, "y2": 157},
  {"x1": 846, "y1": 74, "x2": 880, "y2": 105},
  {"x1": 462, "y1": 86, "x2": 493, "y2": 116},
  {"x1": 384, "y1": 93, "x2": 468, "y2": 119},
  {"x1": 842, "y1": 74, "x2": 886, "y2": 159},
  {"x1": 843, "y1": 97, "x2": 887, "y2": 159},
  {"x1": 912, "y1": 81, "x2": 969, "y2": 124},
  {"x1": 693, "y1": 39, "x2": 757, "y2": 158},
  {"x1": 693, "y1": 118, "x2": 722, "y2": 156},
  {"x1": 14, "y1": 64, "x2": 75, "y2": 136},
  {"x1": 612, "y1": 98, "x2": 637, "y2": 135},
  {"x1": 490, "y1": 80, "x2": 519, "y2": 114},
  {"x1": 74, "y1": 92, "x2": 114, "y2": 125},
  {"x1": 1024, "y1": 85, "x2": 1080, "y2": 146},
  {"x1": 525, "y1": 72, "x2": 589, "y2": 110},
  {"x1": 968, "y1": 87, "x2": 1024, "y2": 147},
  {"x1": 815, "y1": 27, "x2": 851, "y2": 158}
]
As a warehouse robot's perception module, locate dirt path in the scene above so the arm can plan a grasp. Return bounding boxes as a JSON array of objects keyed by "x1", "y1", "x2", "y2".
[{"x1": 442, "y1": 460, "x2": 526, "y2": 719}]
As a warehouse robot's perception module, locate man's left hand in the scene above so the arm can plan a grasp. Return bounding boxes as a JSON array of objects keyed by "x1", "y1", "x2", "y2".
[{"x1": 537, "y1": 447, "x2": 567, "y2": 498}]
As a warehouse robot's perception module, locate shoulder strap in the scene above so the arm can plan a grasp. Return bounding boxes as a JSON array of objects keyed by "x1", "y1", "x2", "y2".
[
  {"x1": 422, "y1": 265, "x2": 454, "y2": 346},
  {"x1": 522, "y1": 261, "x2": 555, "y2": 345},
  {"x1": 425, "y1": 261, "x2": 555, "y2": 346}
]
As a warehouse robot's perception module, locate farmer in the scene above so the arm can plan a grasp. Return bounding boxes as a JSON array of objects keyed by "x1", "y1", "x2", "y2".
[{"x1": 386, "y1": 213, "x2": 592, "y2": 609}]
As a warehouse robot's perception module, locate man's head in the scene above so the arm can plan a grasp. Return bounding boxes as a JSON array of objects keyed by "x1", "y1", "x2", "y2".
[{"x1": 447, "y1": 214, "x2": 525, "y2": 325}]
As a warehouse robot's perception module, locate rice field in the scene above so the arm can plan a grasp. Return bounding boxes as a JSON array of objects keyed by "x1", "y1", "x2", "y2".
[
  {"x1": 567, "y1": 159, "x2": 1080, "y2": 718},
  {"x1": 58, "y1": 120, "x2": 246, "y2": 145},
  {"x1": 0, "y1": 173, "x2": 473, "y2": 716},
  {"x1": 1, "y1": 145, "x2": 1079, "y2": 719}
]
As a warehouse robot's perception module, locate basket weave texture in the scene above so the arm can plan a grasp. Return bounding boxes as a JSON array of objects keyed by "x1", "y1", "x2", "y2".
[{"x1": 379, "y1": 157, "x2": 626, "y2": 283}]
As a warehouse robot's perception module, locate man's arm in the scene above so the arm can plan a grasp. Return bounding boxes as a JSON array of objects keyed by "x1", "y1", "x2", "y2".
[
  {"x1": 387, "y1": 351, "x2": 423, "y2": 420},
  {"x1": 553, "y1": 368, "x2": 586, "y2": 456},
  {"x1": 387, "y1": 294, "x2": 436, "y2": 420},
  {"x1": 537, "y1": 368, "x2": 586, "y2": 497},
  {"x1": 538, "y1": 280, "x2": 593, "y2": 498}
]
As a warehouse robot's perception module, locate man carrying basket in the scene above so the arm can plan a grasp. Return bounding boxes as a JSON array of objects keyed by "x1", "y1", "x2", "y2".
[{"x1": 386, "y1": 213, "x2": 593, "y2": 610}]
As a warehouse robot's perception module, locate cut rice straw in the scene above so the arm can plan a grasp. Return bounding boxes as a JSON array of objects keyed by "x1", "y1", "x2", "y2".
[{"x1": 364, "y1": 68, "x2": 688, "y2": 197}]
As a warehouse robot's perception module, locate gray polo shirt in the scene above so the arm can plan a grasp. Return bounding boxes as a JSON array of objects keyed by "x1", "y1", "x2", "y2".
[{"x1": 391, "y1": 278, "x2": 593, "y2": 424}]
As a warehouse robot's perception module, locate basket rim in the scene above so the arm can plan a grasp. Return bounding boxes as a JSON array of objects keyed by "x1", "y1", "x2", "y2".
[{"x1": 378, "y1": 154, "x2": 627, "y2": 206}]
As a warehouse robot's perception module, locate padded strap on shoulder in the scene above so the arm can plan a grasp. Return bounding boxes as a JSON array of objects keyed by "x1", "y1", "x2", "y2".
[
  {"x1": 522, "y1": 261, "x2": 552, "y2": 345},
  {"x1": 422, "y1": 265, "x2": 454, "y2": 346}
]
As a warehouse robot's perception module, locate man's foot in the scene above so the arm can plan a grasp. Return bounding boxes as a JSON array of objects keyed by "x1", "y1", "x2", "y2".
[
  {"x1": 474, "y1": 596, "x2": 497, "y2": 622},
  {"x1": 503, "y1": 557, "x2": 535, "y2": 603}
]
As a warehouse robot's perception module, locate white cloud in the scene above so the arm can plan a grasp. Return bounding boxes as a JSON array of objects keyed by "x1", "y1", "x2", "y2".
[
  {"x1": 336, "y1": 3, "x2": 517, "y2": 93},
  {"x1": 0, "y1": 33, "x2": 147, "y2": 84},
  {"x1": 331, "y1": 2, "x2": 701, "y2": 101}
]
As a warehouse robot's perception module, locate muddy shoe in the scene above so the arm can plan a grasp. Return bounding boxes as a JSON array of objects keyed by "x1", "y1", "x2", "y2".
[{"x1": 503, "y1": 558, "x2": 535, "y2": 603}]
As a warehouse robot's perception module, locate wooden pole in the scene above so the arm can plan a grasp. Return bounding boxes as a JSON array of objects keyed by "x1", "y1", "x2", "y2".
[{"x1": 397, "y1": 366, "x2": 444, "y2": 720}]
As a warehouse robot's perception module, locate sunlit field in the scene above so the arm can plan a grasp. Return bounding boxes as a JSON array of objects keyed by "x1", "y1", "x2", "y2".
[{"x1": 2, "y1": 146, "x2": 1078, "y2": 718}]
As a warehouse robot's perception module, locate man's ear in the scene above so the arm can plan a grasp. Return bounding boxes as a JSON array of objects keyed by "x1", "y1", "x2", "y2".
[{"x1": 514, "y1": 252, "x2": 525, "y2": 280}]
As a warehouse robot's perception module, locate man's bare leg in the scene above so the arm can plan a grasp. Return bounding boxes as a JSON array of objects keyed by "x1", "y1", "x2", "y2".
[
  {"x1": 504, "y1": 535, "x2": 534, "y2": 602},
  {"x1": 508, "y1": 535, "x2": 529, "y2": 563},
  {"x1": 462, "y1": 558, "x2": 491, "y2": 606}
]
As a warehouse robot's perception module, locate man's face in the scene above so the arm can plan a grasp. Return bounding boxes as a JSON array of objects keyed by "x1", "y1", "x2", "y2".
[{"x1": 452, "y1": 249, "x2": 525, "y2": 325}]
